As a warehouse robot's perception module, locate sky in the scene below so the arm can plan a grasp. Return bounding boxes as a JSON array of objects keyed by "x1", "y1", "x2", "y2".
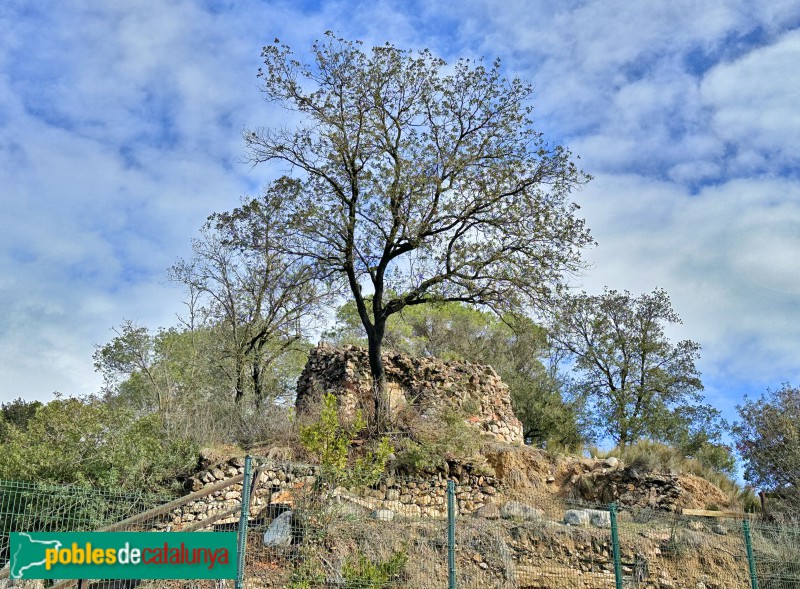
[{"x1": 1, "y1": 0, "x2": 799, "y2": 430}]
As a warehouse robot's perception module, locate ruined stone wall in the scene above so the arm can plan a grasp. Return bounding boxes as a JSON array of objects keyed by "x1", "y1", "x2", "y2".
[
  {"x1": 172, "y1": 457, "x2": 505, "y2": 526},
  {"x1": 295, "y1": 344, "x2": 524, "y2": 445},
  {"x1": 172, "y1": 455, "x2": 691, "y2": 526}
]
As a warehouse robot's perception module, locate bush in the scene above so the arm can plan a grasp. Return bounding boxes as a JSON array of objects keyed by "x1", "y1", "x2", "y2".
[
  {"x1": 395, "y1": 407, "x2": 485, "y2": 474},
  {"x1": 0, "y1": 396, "x2": 196, "y2": 491},
  {"x1": 288, "y1": 558, "x2": 326, "y2": 589},
  {"x1": 342, "y1": 550, "x2": 408, "y2": 588},
  {"x1": 299, "y1": 393, "x2": 393, "y2": 487}
]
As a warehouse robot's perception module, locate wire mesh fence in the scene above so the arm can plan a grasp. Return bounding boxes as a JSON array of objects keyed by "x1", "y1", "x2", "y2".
[
  {"x1": 0, "y1": 478, "x2": 228, "y2": 589},
  {"x1": 0, "y1": 480, "x2": 173, "y2": 569},
  {"x1": 2, "y1": 459, "x2": 799, "y2": 589},
  {"x1": 614, "y1": 506, "x2": 751, "y2": 588},
  {"x1": 750, "y1": 521, "x2": 800, "y2": 589}
]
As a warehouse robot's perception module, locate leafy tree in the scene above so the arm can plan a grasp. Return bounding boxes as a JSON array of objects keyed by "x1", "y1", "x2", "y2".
[
  {"x1": 733, "y1": 385, "x2": 800, "y2": 506},
  {"x1": 239, "y1": 33, "x2": 593, "y2": 423},
  {"x1": 0, "y1": 395, "x2": 195, "y2": 491},
  {"x1": 325, "y1": 301, "x2": 583, "y2": 448},
  {"x1": 94, "y1": 320, "x2": 178, "y2": 415},
  {"x1": 666, "y1": 404, "x2": 735, "y2": 475},
  {"x1": 0, "y1": 398, "x2": 43, "y2": 441},
  {"x1": 94, "y1": 320, "x2": 305, "y2": 447},
  {"x1": 551, "y1": 288, "x2": 712, "y2": 449},
  {"x1": 94, "y1": 321, "x2": 232, "y2": 419}
]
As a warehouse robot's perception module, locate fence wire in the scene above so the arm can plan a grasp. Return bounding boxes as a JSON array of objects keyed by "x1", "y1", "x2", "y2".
[
  {"x1": 2, "y1": 461, "x2": 799, "y2": 589},
  {"x1": 750, "y1": 522, "x2": 800, "y2": 589}
]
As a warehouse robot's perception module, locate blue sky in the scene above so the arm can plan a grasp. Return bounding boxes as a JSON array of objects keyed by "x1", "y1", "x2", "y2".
[{"x1": 1, "y1": 0, "x2": 799, "y2": 431}]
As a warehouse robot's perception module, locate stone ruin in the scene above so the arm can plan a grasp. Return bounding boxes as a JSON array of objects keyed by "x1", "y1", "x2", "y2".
[{"x1": 295, "y1": 343, "x2": 524, "y2": 445}]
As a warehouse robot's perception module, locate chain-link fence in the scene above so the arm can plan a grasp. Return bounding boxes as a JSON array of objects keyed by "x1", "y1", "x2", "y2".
[{"x1": 2, "y1": 459, "x2": 798, "y2": 588}]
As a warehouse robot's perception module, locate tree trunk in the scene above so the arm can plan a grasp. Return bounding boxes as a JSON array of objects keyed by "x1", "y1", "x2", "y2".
[
  {"x1": 234, "y1": 356, "x2": 245, "y2": 404},
  {"x1": 252, "y1": 358, "x2": 263, "y2": 409},
  {"x1": 366, "y1": 320, "x2": 387, "y2": 429}
]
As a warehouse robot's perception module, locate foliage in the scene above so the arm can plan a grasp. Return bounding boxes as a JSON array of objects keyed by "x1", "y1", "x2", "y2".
[
  {"x1": 0, "y1": 398, "x2": 43, "y2": 442},
  {"x1": 95, "y1": 320, "x2": 306, "y2": 448},
  {"x1": 94, "y1": 320, "x2": 227, "y2": 417},
  {"x1": 170, "y1": 206, "x2": 323, "y2": 405},
  {"x1": 238, "y1": 32, "x2": 593, "y2": 422},
  {"x1": 288, "y1": 557, "x2": 326, "y2": 589},
  {"x1": 395, "y1": 407, "x2": 485, "y2": 473},
  {"x1": 0, "y1": 395, "x2": 196, "y2": 491},
  {"x1": 733, "y1": 384, "x2": 800, "y2": 509},
  {"x1": 299, "y1": 393, "x2": 393, "y2": 486},
  {"x1": 1, "y1": 398, "x2": 42, "y2": 431},
  {"x1": 326, "y1": 300, "x2": 584, "y2": 449},
  {"x1": 551, "y1": 288, "x2": 715, "y2": 448},
  {"x1": 342, "y1": 550, "x2": 408, "y2": 588}
]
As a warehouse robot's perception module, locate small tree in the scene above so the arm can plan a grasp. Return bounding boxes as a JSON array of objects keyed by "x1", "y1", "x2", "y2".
[
  {"x1": 299, "y1": 393, "x2": 392, "y2": 487},
  {"x1": 733, "y1": 385, "x2": 800, "y2": 508},
  {"x1": 93, "y1": 320, "x2": 176, "y2": 416},
  {"x1": 551, "y1": 288, "x2": 712, "y2": 448},
  {"x1": 170, "y1": 204, "x2": 322, "y2": 406},
  {"x1": 238, "y1": 33, "x2": 593, "y2": 424}
]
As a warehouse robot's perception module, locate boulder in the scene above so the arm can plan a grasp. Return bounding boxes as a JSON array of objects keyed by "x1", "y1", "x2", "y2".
[
  {"x1": 585, "y1": 508, "x2": 611, "y2": 528},
  {"x1": 475, "y1": 503, "x2": 501, "y2": 519},
  {"x1": 563, "y1": 509, "x2": 590, "y2": 526},
  {"x1": 371, "y1": 509, "x2": 395, "y2": 521},
  {"x1": 602, "y1": 457, "x2": 619, "y2": 469},
  {"x1": 263, "y1": 511, "x2": 293, "y2": 547},
  {"x1": 500, "y1": 501, "x2": 544, "y2": 521}
]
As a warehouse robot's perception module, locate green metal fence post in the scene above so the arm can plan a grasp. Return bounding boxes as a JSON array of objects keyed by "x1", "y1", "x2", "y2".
[
  {"x1": 447, "y1": 479, "x2": 457, "y2": 589},
  {"x1": 235, "y1": 455, "x2": 253, "y2": 589},
  {"x1": 609, "y1": 503, "x2": 623, "y2": 589},
  {"x1": 743, "y1": 520, "x2": 759, "y2": 589}
]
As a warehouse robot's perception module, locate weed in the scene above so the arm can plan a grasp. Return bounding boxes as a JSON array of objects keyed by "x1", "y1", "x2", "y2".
[{"x1": 342, "y1": 550, "x2": 408, "y2": 588}]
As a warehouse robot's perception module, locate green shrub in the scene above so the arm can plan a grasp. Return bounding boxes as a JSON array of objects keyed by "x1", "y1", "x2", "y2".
[
  {"x1": 395, "y1": 407, "x2": 484, "y2": 473},
  {"x1": 299, "y1": 393, "x2": 393, "y2": 487},
  {"x1": 342, "y1": 550, "x2": 408, "y2": 588},
  {"x1": 288, "y1": 558, "x2": 325, "y2": 589},
  {"x1": 0, "y1": 396, "x2": 196, "y2": 491}
]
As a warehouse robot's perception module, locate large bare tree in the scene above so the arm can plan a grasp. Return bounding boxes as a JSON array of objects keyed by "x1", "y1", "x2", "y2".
[{"x1": 238, "y1": 33, "x2": 593, "y2": 421}]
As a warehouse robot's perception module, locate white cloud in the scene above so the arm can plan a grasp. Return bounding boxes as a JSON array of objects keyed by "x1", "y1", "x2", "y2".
[
  {"x1": 701, "y1": 30, "x2": 800, "y2": 171},
  {"x1": 574, "y1": 174, "x2": 800, "y2": 391}
]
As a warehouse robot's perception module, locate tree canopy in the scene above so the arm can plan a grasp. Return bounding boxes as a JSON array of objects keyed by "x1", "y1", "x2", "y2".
[
  {"x1": 170, "y1": 204, "x2": 323, "y2": 406},
  {"x1": 0, "y1": 395, "x2": 195, "y2": 490},
  {"x1": 551, "y1": 288, "x2": 719, "y2": 450},
  {"x1": 733, "y1": 384, "x2": 800, "y2": 507},
  {"x1": 236, "y1": 33, "x2": 593, "y2": 422}
]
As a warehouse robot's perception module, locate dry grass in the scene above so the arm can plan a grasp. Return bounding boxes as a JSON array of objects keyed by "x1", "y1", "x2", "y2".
[{"x1": 589, "y1": 441, "x2": 752, "y2": 510}]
